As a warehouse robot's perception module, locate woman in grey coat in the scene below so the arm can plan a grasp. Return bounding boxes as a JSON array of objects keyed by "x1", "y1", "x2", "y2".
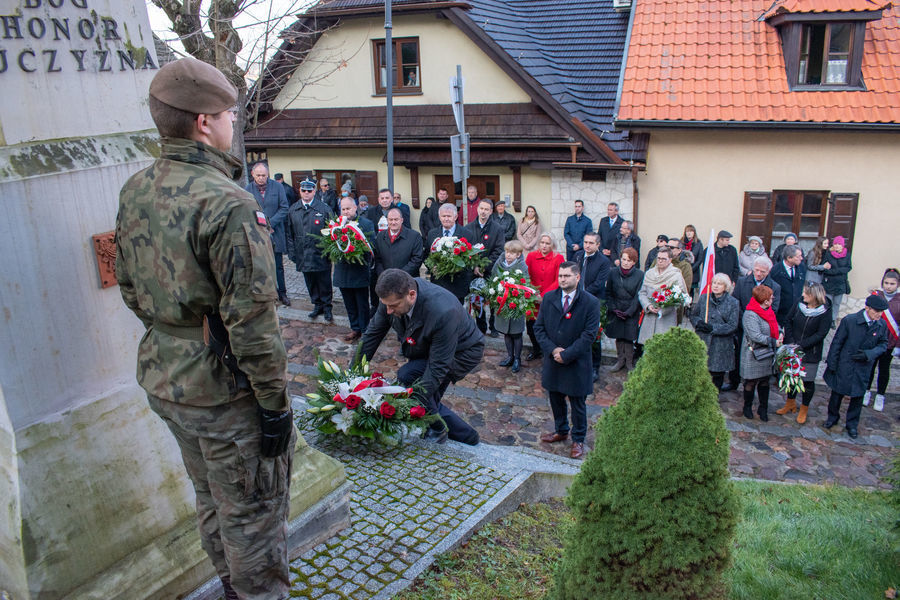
[
  {"x1": 690, "y1": 273, "x2": 739, "y2": 390},
  {"x1": 740, "y1": 285, "x2": 782, "y2": 421},
  {"x1": 490, "y1": 240, "x2": 529, "y2": 373}
]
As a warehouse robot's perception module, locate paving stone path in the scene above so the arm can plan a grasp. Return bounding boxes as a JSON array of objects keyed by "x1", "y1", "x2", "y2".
[{"x1": 288, "y1": 430, "x2": 514, "y2": 599}]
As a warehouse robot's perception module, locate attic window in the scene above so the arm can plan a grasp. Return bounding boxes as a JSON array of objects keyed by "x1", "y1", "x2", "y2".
[
  {"x1": 767, "y1": 8, "x2": 885, "y2": 91},
  {"x1": 373, "y1": 37, "x2": 421, "y2": 95},
  {"x1": 798, "y1": 22, "x2": 853, "y2": 85}
]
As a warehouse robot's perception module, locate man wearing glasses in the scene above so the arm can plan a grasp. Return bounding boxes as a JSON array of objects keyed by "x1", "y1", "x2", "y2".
[{"x1": 314, "y1": 178, "x2": 338, "y2": 213}]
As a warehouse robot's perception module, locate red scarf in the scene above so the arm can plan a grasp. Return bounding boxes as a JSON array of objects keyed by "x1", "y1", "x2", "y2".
[
  {"x1": 746, "y1": 297, "x2": 779, "y2": 338},
  {"x1": 684, "y1": 239, "x2": 692, "y2": 251}
]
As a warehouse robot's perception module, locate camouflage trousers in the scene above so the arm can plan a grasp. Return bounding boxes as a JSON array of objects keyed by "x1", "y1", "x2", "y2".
[{"x1": 148, "y1": 395, "x2": 296, "y2": 600}]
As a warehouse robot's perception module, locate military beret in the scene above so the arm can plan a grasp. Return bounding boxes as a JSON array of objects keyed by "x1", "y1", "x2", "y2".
[
  {"x1": 149, "y1": 57, "x2": 237, "y2": 114},
  {"x1": 866, "y1": 294, "x2": 889, "y2": 311}
]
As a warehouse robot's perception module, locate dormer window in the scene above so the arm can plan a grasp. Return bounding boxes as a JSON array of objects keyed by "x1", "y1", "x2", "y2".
[
  {"x1": 798, "y1": 22, "x2": 853, "y2": 85},
  {"x1": 765, "y1": 2, "x2": 889, "y2": 91}
]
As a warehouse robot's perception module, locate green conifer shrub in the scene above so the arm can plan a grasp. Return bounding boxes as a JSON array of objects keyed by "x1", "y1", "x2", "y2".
[{"x1": 553, "y1": 327, "x2": 739, "y2": 600}]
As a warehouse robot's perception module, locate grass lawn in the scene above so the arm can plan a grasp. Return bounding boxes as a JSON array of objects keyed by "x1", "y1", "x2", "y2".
[{"x1": 396, "y1": 480, "x2": 898, "y2": 600}]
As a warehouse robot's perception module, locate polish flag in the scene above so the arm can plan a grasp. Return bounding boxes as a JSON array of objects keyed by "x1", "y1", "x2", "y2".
[{"x1": 699, "y1": 229, "x2": 716, "y2": 295}]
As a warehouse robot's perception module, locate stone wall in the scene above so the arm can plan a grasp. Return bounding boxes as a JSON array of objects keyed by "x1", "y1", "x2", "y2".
[{"x1": 549, "y1": 169, "x2": 633, "y2": 250}]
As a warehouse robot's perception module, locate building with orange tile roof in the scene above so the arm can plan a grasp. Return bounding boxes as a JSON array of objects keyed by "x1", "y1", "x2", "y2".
[{"x1": 615, "y1": 0, "x2": 900, "y2": 306}]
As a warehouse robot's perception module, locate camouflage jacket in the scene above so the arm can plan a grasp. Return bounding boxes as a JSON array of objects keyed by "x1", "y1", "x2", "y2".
[{"x1": 115, "y1": 138, "x2": 288, "y2": 411}]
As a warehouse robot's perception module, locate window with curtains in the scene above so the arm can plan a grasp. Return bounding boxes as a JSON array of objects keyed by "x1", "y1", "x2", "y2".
[{"x1": 373, "y1": 37, "x2": 421, "y2": 94}]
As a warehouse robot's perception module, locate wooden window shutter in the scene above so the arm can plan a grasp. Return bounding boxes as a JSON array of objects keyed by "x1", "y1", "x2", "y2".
[
  {"x1": 356, "y1": 171, "x2": 379, "y2": 202},
  {"x1": 826, "y1": 193, "x2": 859, "y2": 253},
  {"x1": 740, "y1": 192, "x2": 774, "y2": 250}
]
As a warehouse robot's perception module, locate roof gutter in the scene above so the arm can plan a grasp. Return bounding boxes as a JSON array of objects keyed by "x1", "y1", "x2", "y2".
[
  {"x1": 614, "y1": 119, "x2": 900, "y2": 131},
  {"x1": 309, "y1": 2, "x2": 470, "y2": 18}
]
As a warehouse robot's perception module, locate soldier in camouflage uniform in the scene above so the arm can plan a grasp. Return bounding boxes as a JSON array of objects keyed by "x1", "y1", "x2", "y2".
[{"x1": 115, "y1": 58, "x2": 295, "y2": 600}]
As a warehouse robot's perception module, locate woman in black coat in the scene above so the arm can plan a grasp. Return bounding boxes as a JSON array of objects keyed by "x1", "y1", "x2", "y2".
[
  {"x1": 775, "y1": 282, "x2": 832, "y2": 423},
  {"x1": 604, "y1": 247, "x2": 643, "y2": 371},
  {"x1": 821, "y1": 235, "x2": 852, "y2": 324}
]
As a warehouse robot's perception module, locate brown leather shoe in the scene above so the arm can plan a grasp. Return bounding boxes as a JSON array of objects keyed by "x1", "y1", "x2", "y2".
[
  {"x1": 343, "y1": 330, "x2": 361, "y2": 342},
  {"x1": 570, "y1": 442, "x2": 585, "y2": 459},
  {"x1": 540, "y1": 431, "x2": 569, "y2": 443}
]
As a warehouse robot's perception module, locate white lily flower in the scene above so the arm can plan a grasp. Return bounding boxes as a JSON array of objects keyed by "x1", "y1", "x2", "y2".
[{"x1": 331, "y1": 408, "x2": 354, "y2": 434}]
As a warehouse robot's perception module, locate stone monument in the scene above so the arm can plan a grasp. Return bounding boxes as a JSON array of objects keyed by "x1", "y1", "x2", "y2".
[{"x1": 0, "y1": 2, "x2": 348, "y2": 598}]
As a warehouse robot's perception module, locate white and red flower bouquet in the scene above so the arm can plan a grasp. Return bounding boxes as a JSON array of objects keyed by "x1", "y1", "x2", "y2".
[
  {"x1": 425, "y1": 235, "x2": 487, "y2": 280},
  {"x1": 303, "y1": 354, "x2": 439, "y2": 444},
  {"x1": 649, "y1": 283, "x2": 691, "y2": 319},
  {"x1": 317, "y1": 216, "x2": 373, "y2": 265},
  {"x1": 775, "y1": 345, "x2": 806, "y2": 395},
  {"x1": 482, "y1": 268, "x2": 539, "y2": 321}
]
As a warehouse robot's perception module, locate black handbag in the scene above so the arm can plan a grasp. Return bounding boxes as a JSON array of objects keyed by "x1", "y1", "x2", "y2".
[{"x1": 751, "y1": 346, "x2": 775, "y2": 361}]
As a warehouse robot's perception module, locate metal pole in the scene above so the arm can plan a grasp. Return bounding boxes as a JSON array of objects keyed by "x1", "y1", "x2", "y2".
[
  {"x1": 385, "y1": 0, "x2": 394, "y2": 192},
  {"x1": 457, "y1": 64, "x2": 466, "y2": 219}
]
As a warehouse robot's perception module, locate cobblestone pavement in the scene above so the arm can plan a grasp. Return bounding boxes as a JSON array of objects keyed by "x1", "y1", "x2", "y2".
[
  {"x1": 281, "y1": 264, "x2": 898, "y2": 490},
  {"x1": 288, "y1": 429, "x2": 516, "y2": 599}
]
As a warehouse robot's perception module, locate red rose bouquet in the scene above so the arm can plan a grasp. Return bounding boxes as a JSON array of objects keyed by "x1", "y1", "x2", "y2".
[
  {"x1": 480, "y1": 268, "x2": 539, "y2": 321},
  {"x1": 425, "y1": 235, "x2": 488, "y2": 280},
  {"x1": 775, "y1": 345, "x2": 806, "y2": 395},
  {"x1": 303, "y1": 353, "x2": 439, "y2": 444},
  {"x1": 316, "y1": 216, "x2": 373, "y2": 265}
]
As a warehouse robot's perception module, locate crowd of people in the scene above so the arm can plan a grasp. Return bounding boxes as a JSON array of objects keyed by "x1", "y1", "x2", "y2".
[{"x1": 250, "y1": 171, "x2": 898, "y2": 444}]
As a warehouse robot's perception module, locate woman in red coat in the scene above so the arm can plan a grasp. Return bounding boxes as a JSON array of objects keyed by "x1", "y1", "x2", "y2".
[{"x1": 525, "y1": 233, "x2": 565, "y2": 360}]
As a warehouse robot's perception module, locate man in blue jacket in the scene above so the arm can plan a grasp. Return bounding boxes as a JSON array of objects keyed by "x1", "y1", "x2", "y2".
[
  {"x1": 563, "y1": 199, "x2": 593, "y2": 261},
  {"x1": 247, "y1": 162, "x2": 290, "y2": 306}
]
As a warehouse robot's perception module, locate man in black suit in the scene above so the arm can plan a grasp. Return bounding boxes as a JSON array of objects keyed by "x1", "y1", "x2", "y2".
[
  {"x1": 361, "y1": 269, "x2": 483, "y2": 445},
  {"x1": 465, "y1": 198, "x2": 505, "y2": 335},
  {"x1": 374, "y1": 207, "x2": 424, "y2": 279},
  {"x1": 769, "y1": 245, "x2": 807, "y2": 326},
  {"x1": 273, "y1": 172, "x2": 298, "y2": 206},
  {"x1": 609, "y1": 220, "x2": 641, "y2": 267},
  {"x1": 597, "y1": 201, "x2": 624, "y2": 258},
  {"x1": 425, "y1": 203, "x2": 472, "y2": 303},
  {"x1": 573, "y1": 232, "x2": 611, "y2": 382},
  {"x1": 534, "y1": 262, "x2": 602, "y2": 459}
]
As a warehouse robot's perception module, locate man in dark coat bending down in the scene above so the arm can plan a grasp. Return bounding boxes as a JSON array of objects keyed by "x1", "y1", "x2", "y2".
[
  {"x1": 361, "y1": 269, "x2": 482, "y2": 445},
  {"x1": 534, "y1": 261, "x2": 602, "y2": 459},
  {"x1": 824, "y1": 294, "x2": 889, "y2": 438}
]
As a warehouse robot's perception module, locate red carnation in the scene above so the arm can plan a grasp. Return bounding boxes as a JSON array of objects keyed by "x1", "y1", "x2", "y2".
[
  {"x1": 511, "y1": 289, "x2": 519, "y2": 297},
  {"x1": 520, "y1": 278, "x2": 526, "y2": 284},
  {"x1": 341, "y1": 234, "x2": 348, "y2": 242},
  {"x1": 496, "y1": 296, "x2": 503, "y2": 303},
  {"x1": 410, "y1": 405, "x2": 426, "y2": 418},
  {"x1": 348, "y1": 244, "x2": 356, "y2": 252},
  {"x1": 406, "y1": 387, "x2": 414, "y2": 395},
  {"x1": 355, "y1": 232, "x2": 363, "y2": 240},
  {"x1": 459, "y1": 237, "x2": 468, "y2": 243},
  {"x1": 342, "y1": 226, "x2": 349, "y2": 233},
  {"x1": 466, "y1": 242, "x2": 472, "y2": 250},
  {"x1": 509, "y1": 302, "x2": 517, "y2": 309},
  {"x1": 525, "y1": 309, "x2": 533, "y2": 317},
  {"x1": 344, "y1": 394, "x2": 362, "y2": 410},
  {"x1": 379, "y1": 403, "x2": 396, "y2": 418},
  {"x1": 453, "y1": 247, "x2": 461, "y2": 255},
  {"x1": 525, "y1": 292, "x2": 532, "y2": 299}
]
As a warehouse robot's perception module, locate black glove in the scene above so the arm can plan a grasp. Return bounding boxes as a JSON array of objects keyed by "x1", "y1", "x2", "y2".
[
  {"x1": 695, "y1": 321, "x2": 713, "y2": 333},
  {"x1": 259, "y1": 406, "x2": 293, "y2": 458},
  {"x1": 850, "y1": 351, "x2": 868, "y2": 362}
]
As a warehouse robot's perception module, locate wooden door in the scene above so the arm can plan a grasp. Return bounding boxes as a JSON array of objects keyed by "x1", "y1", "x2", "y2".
[{"x1": 433, "y1": 175, "x2": 500, "y2": 225}]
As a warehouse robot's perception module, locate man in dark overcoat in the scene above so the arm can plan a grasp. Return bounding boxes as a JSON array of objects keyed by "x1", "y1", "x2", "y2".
[
  {"x1": 465, "y1": 198, "x2": 505, "y2": 335},
  {"x1": 823, "y1": 294, "x2": 889, "y2": 438},
  {"x1": 770, "y1": 244, "x2": 807, "y2": 326},
  {"x1": 533, "y1": 262, "x2": 602, "y2": 459},
  {"x1": 334, "y1": 197, "x2": 374, "y2": 341},
  {"x1": 713, "y1": 230, "x2": 741, "y2": 285},
  {"x1": 273, "y1": 172, "x2": 298, "y2": 206},
  {"x1": 491, "y1": 198, "x2": 517, "y2": 242},
  {"x1": 246, "y1": 162, "x2": 291, "y2": 306},
  {"x1": 373, "y1": 207, "x2": 424, "y2": 279},
  {"x1": 425, "y1": 203, "x2": 472, "y2": 303},
  {"x1": 574, "y1": 232, "x2": 611, "y2": 381},
  {"x1": 361, "y1": 269, "x2": 482, "y2": 445},
  {"x1": 287, "y1": 177, "x2": 335, "y2": 321}
]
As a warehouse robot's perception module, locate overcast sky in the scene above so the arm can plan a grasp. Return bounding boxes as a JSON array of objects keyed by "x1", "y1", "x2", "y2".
[{"x1": 146, "y1": 0, "x2": 318, "y2": 77}]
